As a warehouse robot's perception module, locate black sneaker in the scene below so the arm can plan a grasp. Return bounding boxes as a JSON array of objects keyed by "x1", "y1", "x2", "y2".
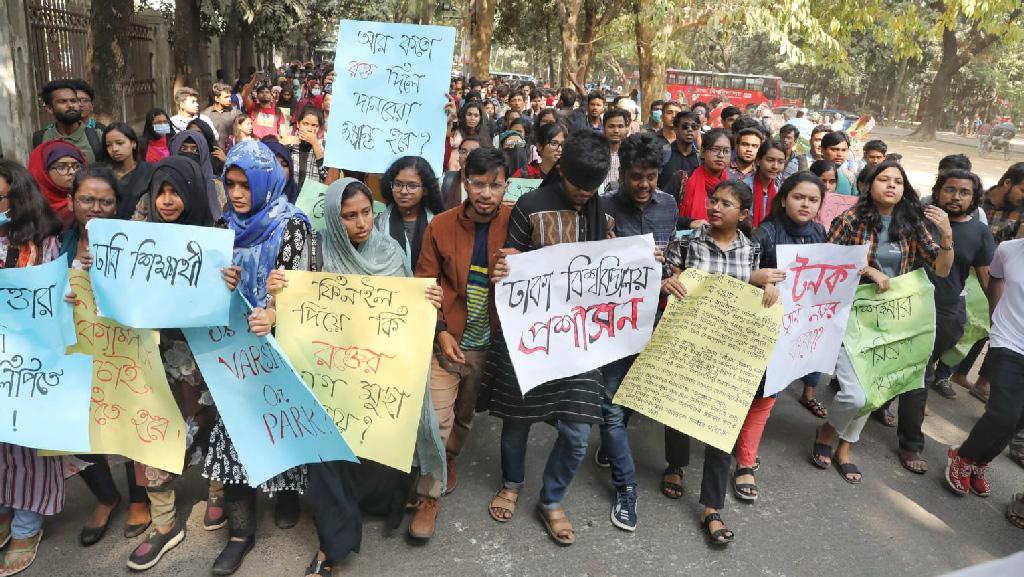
[
  {"x1": 126, "y1": 523, "x2": 185, "y2": 571},
  {"x1": 610, "y1": 485, "x2": 638, "y2": 532},
  {"x1": 211, "y1": 535, "x2": 255, "y2": 576},
  {"x1": 204, "y1": 494, "x2": 227, "y2": 531},
  {"x1": 594, "y1": 444, "x2": 611, "y2": 469},
  {"x1": 933, "y1": 378, "x2": 958, "y2": 399}
]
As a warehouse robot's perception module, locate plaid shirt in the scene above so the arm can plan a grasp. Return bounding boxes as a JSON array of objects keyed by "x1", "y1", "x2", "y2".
[
  {"x1": 665, "y1": 224, "x2": 760, "y2": 282},
  {"x1": 290, "y1": 142, "x2": 327, "y2": 187},
  {"x1": 827, "y1": 209, "x2": 939, "y2": 275}
]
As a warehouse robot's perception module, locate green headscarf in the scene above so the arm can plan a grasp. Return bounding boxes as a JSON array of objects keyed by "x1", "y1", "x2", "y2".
[{"x1": 322, "y1": 177, "x2": 410, "y2": 277}]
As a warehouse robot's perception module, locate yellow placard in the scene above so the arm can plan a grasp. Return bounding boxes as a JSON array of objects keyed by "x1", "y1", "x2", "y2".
[
  {"x1": 44, "y1": 271, "x2": 187, "y2": 472},
  {"x1": 613, "y1": 269, "x2": 782, "y2": 453},
  {"x1": 275, "y1": 271, "x2": 435, "y2": 472}
]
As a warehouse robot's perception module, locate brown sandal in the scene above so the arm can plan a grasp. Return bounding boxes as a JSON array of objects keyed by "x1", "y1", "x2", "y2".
[
  {"x1": 536, "y1": 505, "x2": 575, "y2": 545},
  {"x1": 899, "y1": 450, "x2": 928, "y2": 474},
  {"x1": 488, "y1": 487, "x2": 519, "y2": 522}
]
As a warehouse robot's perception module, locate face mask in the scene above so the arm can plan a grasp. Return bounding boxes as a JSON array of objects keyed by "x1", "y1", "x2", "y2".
[
  {"x1": 0, "y1": 211, "x2": 9, "y2": 227},
  {"x1": 651, "y1": 110, "x2": 663, "y2": 123},
  {"x1": 311, "y1": 88, "x2": 322, "y2": 97},
  {"x1": 181, "y1": 152, "x2": 201, "y2": 165},
  {"x1": 153, "y1": 123, "x2": 171, "y2": 135}
]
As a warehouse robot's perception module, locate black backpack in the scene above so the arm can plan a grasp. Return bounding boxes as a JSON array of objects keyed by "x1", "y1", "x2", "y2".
[{"x1": 32, "y1": 125, "x2": 105, "y2": 162}]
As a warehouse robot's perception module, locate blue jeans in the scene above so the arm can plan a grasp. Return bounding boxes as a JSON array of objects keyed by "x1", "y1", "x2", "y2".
[
  {"x1": 500, "y1": 418, "x2": 591, "y2": 509},
  {"x1": 600, "y1": 355, "x2": 638, "y2": 489},
  {"x1": 0, "y1": 507, "x2": 44, "y2": 539},
  {"x1": 802, "y1": 372, "x2": 823, "y2": 388}
]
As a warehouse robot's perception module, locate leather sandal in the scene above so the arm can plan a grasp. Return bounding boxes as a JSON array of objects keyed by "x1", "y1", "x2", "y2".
[
  {"x1": 488, "y1": 487, "x2": 519, "y2": 522},
  {"x1": 701, "y1": 512, "x2": 733, "y2": 547},
  {"x1": 732, "y1": 467, "x2": 758, "y2": 501},
  {"x1": 304, "y1": 555, "x2": 332, "y2": 577},
  {"x1": 536, "y1": 505, "x2": 575, "y2": 545}
]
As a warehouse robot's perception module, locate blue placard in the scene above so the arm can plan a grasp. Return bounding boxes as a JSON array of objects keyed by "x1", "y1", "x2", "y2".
[
  {"x1": 0, "y1": 258, "x2": 76, "y2": 353},
  {"x1": 86, "y1": 219, "x2": 234, "y2": 329},
  {"x1": 323, "y1": 20, "x2": 457, "y2": 176},
  {"x1": 183, "y1": 293, "x2": 358, "y2": 486}
]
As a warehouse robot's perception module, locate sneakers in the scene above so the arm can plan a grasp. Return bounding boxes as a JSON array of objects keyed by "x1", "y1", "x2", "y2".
[
  {"x1": 945, "y1": 447, "x2": 972, "y2": 496},
  {"x1": 408, "y1": 497, "x2": 440, "y2": 540},
  {"x1": 126, "y1": 523, "x2": 185, "y2": 571},
  {"x1": 594, "y1": 444, "x2": 610, "y2": 469},
  {"x1": 971, "y1": 462, "x2": 992, "y2": 497},
  {"x1": 933, "y1": 378, "x2": 958, "y2": 399},
  {"x1": 204, "y1": 494, "x2": 227, "y2": 531},
  {"x1": 610, "y1": 485, "x2": 638, "y2": 532}
]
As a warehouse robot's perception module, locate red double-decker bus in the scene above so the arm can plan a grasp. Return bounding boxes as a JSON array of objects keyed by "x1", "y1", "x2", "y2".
[{"x1": 664, "y1": 69, "x2": 805, "y2": 109}]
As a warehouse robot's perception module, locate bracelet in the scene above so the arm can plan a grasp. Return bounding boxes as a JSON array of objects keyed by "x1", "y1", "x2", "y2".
[{"x1": 940, "y1": 243, "x2": 954, "y2": 251}]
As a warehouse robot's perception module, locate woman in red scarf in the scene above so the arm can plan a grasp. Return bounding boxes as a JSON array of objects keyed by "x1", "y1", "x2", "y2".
[
  {"x1": 27, "y1": 140, "x2": 86, "y2": 231},
  {"x1": 679, "y1": 128, "x2": 731, "y2": 226},
  {"x1": 743, "y1": 139, "x2": 788, "y2": 228}
]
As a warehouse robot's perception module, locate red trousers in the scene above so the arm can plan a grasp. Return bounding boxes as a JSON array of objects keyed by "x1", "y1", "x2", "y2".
[{"x1": 735, "y1": 397, "x2": 776, "y2": 467}]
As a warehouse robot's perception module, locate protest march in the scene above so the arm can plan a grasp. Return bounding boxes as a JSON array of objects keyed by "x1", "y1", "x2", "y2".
[{"x1": 2, "y1": 9, "x2": 1024, "y2": 577}]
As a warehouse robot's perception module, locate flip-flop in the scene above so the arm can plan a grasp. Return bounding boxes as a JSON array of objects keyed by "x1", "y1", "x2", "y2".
[
  {"x1": 0, "y1": 530, "x2": 42, "y2": 577},
  {"x1": 834, "y1": 460, "x2": 862, "y2": 484},
  {"x1": 899, "y1": 450, "x2": 928, "y2": 474},
  {"x1": 660, "y1": 467, "x2": 685, "y2": 499}
]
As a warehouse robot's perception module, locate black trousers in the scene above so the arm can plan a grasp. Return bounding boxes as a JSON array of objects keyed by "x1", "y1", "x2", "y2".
[
  {"x1": 79, "y1": 456, "x2": 149, "y2": 505},
  {"x1": 890, "y1": 304, "x2": 966, "y2": 453},
  {"x1": 665, "y1": 426, "x2": 690, "y2": 468},
  {"x1": 960, "y1": 347, "x2": 1024, "y2": 463},
  {"x1": 665, "y1": 428, "x2": 732, "y2": 510}
]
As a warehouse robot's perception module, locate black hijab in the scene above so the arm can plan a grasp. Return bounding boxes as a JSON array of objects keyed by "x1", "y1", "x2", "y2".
[
  {"x1": 169, "y1": 131, "x2": 222, "y2": 220},
  {"x1": 145, "y1": 156, "x2": 215, "y2": 227}
]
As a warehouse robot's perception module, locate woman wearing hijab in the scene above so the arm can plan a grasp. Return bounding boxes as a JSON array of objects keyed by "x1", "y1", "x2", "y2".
[
  {"x1": 27, "y1": 140, "x2": 86, "y2": 231},
  {"x1": 168, "y1": 131, "x2": 226, "y2": 221},
  {"x1": 301, "y1": 178, "x2": 444, "y2": 577},
  {"x1": 203, "y1": 141, "x2": 310, "y2": 575},
  {"x1": 261, "y1": 140, "x2": 300, "y2": 205},
  {"x1": 126, "y1": 156, "x2": 243, "y2": 572},
  {"x1": 374, "y1": 157, "x2": 446, "y2": 272}
]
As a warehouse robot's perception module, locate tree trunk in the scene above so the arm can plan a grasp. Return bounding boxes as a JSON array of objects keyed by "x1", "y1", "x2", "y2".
[
  {"x1": 88, "y1": 0, "x2": 133, "y2": 123},
  {"x1": 546, "y1": 22, "x2": 556, "y2": 87},
  {"x1": 173, "y1": 0, "x2": 200, "y2": 90},
  {"x1": 556, "y1": 0, "x2": 582, "y2": 86},
  {"x1": 912, "y1": 28, "x2": 961, "y2": 141},
  {"x1": 220, "y1": 6, "x2": 240, "y2": 84},
  {"x1": 634, "y1": 6, "x2": 663, "y2": 122},
  {"x1": 239, "y1": 19, "x2": 256, "y2": 78},
  {"x1": 467, "y1": 0, "x2": 496, "y2": 80},
  {"x1": 416, "y1": 0, "x2": 436, "y2": 24},
  {"x1": 576, "y1": 0, "x2": 599, "y2": 83}
]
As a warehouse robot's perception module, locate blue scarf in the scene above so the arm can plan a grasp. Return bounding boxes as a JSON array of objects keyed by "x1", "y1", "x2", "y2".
[{"x1": 222, "y1": 140, "x2": 309, "y2": 307}]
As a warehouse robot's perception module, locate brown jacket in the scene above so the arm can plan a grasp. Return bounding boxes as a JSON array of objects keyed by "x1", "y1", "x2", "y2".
[{"x1": 415, "y1": 201, "x2": 512, "y2": 342}]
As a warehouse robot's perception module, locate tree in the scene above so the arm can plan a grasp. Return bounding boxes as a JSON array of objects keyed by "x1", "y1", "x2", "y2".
[
  {"x1": 467, "y1": 0, "x2": 498, "y2": 79},
  {"x1": 173, "y1": 0, "x2": 202, "y2": 89},
  {"x1": 555, "y1": 0, "x2": 583, "y2": 85},
  {"x1": 88, "y1": 0, "x2": 134, "y2": 122}
]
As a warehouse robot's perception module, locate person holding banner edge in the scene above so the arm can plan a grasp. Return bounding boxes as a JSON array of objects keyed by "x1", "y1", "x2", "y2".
[{"x1": 812, "y1": 160, "x2": 953, "y2": 485}]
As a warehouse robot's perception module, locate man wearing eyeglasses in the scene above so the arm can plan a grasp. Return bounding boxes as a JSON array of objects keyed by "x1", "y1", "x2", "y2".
[
  {"x1": 659, "y1": 111, "x2": 702, "y2": 201},
  {"x1": 409, "y1": 146, "x2": 512, "y2": 541}
]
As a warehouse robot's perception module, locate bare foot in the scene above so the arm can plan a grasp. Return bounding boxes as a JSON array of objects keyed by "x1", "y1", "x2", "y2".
[
  {"x1": 951, "y1": 374, "x2": 974, "y2": 389},
  {"x1": 127, "y1": 502, "x2": 152, "y2": 526}
]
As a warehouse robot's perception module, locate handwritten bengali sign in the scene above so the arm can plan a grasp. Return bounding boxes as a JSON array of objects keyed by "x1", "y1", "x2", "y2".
[
  {"x1": 57, "y1": 271, "x2": 186, "y2": 472},
  {"x1": 295, "y1": 180, "x2": 329, "y2": 233},
  {"x1": 614, "y1": 269, "x2": 782, "y2": 453},
  {"x1": 0, "y1": 258, "x2": 76, "y2": 352},
  {"x1": 503, "y1": 178, "x2": 542, "y2": 205},
  {"x1": 86, "y1": 219, "x2": 234, "y2": 328},
  {"x1": 844, "y1": 269, "x2": 936, "y2": 415},
  {"x1": 496, "y1": 235, "x2": 660, "y2": 394},
  {"x1": 184, "y1": 293, "x2": 357, "y2": 485},
  {"x1": 941, "y1": 271, "x2": 990, "y2": 366},
  {"x1": 764, "y1": 244, "x2": 867, "y2": 396},
  {"x1": 276, "y1": 272, "x2": 435, "y2": 471},
  {"x1": 815, "y1": 195, "x2": 858, "y2": 230},
  {"x1": 323, "y1": 20, "x2": 456, "y2": 176}
]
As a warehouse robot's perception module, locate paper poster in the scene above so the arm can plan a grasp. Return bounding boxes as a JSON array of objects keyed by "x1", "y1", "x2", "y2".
[
  {"x1": 86, "y1": 219, "x2": 234, "y2": 328},
  {"x1": 184, "y1": 293, "x2": 358, "y2": 486},
  {"x1": 57, "y1": 271, "x2": 186, "y2": 472},
  {"x1": 495, "y1": 235, "x2": 660, "y2": 394},
  {"x1": 275, "y1": 272, "x2": 435, "y2": 471},
  {"x1": 0, "y1": 257, "x2": 76, "y2": 352},
  {"x1": 844, "y1": 269, "x2": 936, "y2": 415},
  {"x1": 295, "y1": 180, "x2": 329, "y2": 233},
  {"x1": 941, "y1": 271, "x2": 990, "y2": 366},
  {"x1": 815, "y1": 194, "x2": 858, "y2": 230},
  {"x1": 764, "y1": 243, "x2": 867, "y2": 395},
  {"x1": 614, "y1": 269, "x2": 782, "y2": 453},
  {"x1": 323, "y1": 20, "x2": 457, "y2": 176},
  {"x1": 503, "y1": 178, "x2": 542, "y2": 204}
]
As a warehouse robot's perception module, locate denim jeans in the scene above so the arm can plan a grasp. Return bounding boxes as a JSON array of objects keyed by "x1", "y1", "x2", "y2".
[
  {"x1": 500, "y1": 418, "x2": 591, "y2": 509},
  {"x1": 599, "y1": 355, "x2": 638, "y2": 489},
  {"x1": 0, "y1": 507, "x2": 44, "y2": 539}
]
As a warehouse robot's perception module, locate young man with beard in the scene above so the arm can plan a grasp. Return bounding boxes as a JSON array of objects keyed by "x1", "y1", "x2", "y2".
[
  {"x1": 242, "y1": 83, "x2": 288, "y2": 140},
  {"x1": 602, "y1": 109, "x2": 631, "y2": 190},
  {"x1": 596, "y1": 131, "x2": 684, "y2": 531},
  {"x1": 409, "y1": 147, "x2": 512, "y2": 540},
  {"x1": 887, "y1": 170, "x2": 994, "y2": 474},
  {"x1": 34, "y1": 79, "x2": 104, "y2": 163},
  {"x1": 660, "y1": 111, "x2": 702, "y2": 200},
  {"x1": 726, "y1": 127, "x2": 763, "y2": 180}
]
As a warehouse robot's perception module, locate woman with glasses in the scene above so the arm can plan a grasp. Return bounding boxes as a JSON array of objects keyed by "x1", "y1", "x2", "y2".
[
  {"x1": 374, "y1": 156, "x2": 446, "y2": 271},
  {"x1": 27, "y1": 141, "x2": 86, "y2": 231},
  {"x1": 678, "y1": 128, "x2": 732, "y2": 230},
  {"x1": 513, "y1": 122, "x2": 566, "y2": 180}
]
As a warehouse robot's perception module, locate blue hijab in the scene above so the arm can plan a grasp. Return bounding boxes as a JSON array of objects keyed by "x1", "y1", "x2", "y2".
[{"x1": 222, "y1": 140, "x2": 309, "y2": 307}]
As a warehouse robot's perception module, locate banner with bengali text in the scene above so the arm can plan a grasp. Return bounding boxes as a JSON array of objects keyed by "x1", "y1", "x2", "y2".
[
  {"x1": 0, "y1": 257, "x2": 76, "y2": 352},
  {"x1": 940, "y1": 271, "x2": 989, "y2": 367}
]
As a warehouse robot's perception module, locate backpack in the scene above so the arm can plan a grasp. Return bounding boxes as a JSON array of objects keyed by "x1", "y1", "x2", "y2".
[{"x1": 32, "y1": 126, "x2": 105, "y2": 162}]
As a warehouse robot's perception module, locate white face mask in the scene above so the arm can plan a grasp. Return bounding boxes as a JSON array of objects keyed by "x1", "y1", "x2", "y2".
[
  {"x1": 0, "y1": 211, "x2": 9, "y2": 227},
  {"x1": 311, "y1": 88, "x2": 322, "y2": 97},
  {"x1": 153, "y1": 123, "x2": 171, "y2": 135}
]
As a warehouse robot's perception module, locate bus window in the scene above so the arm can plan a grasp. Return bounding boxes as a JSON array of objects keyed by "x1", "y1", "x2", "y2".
[
  {"x1": 684, "y1": 74, "x2": 694, "y2": 86},
  {"x1": 746, "y1": 78, "x2": 764, "y2": 92},
  {"x1": 694, "y1": 74, "x2": 710, "y2": 87},
  {"x1": 763, "y1": 79, "x2": 778, "y2": 100}
]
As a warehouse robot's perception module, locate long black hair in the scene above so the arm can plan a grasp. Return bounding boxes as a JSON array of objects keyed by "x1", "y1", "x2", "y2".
[
  {"x1": 766, "y1": 171, "x2": 826, "y2": 222},
  {"x1": 0, "y1": 159, "x2": 62, "y2": 247},
  {"x1": 380, "y1": 156, "x2": 445, "y2": 215},
  {"x1": 103, "y1": 122, "x2": 142, "y2": 164},
  {"x1": 142, "y1": 107, "x2": 173, "y2": 140},
  {"x1": 854, "y1": 160, "x2": 925, "y2": 239},
  {"x1": 458, "y1": 100, "x2": 489, "y2": 141}
]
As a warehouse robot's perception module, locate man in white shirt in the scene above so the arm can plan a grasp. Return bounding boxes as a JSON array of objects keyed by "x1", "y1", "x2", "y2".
[{"x1": 169, "y1": 86, "x2": 219, "y2": 143}]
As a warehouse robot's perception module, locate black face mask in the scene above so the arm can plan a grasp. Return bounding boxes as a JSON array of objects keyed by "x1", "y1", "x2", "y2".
[
  {"x1": 180, "y1": 151, "x2": 202, "y2": 165},
  {"x1": 54, "y1": 109, "x2": 82, "y2": 125}
]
